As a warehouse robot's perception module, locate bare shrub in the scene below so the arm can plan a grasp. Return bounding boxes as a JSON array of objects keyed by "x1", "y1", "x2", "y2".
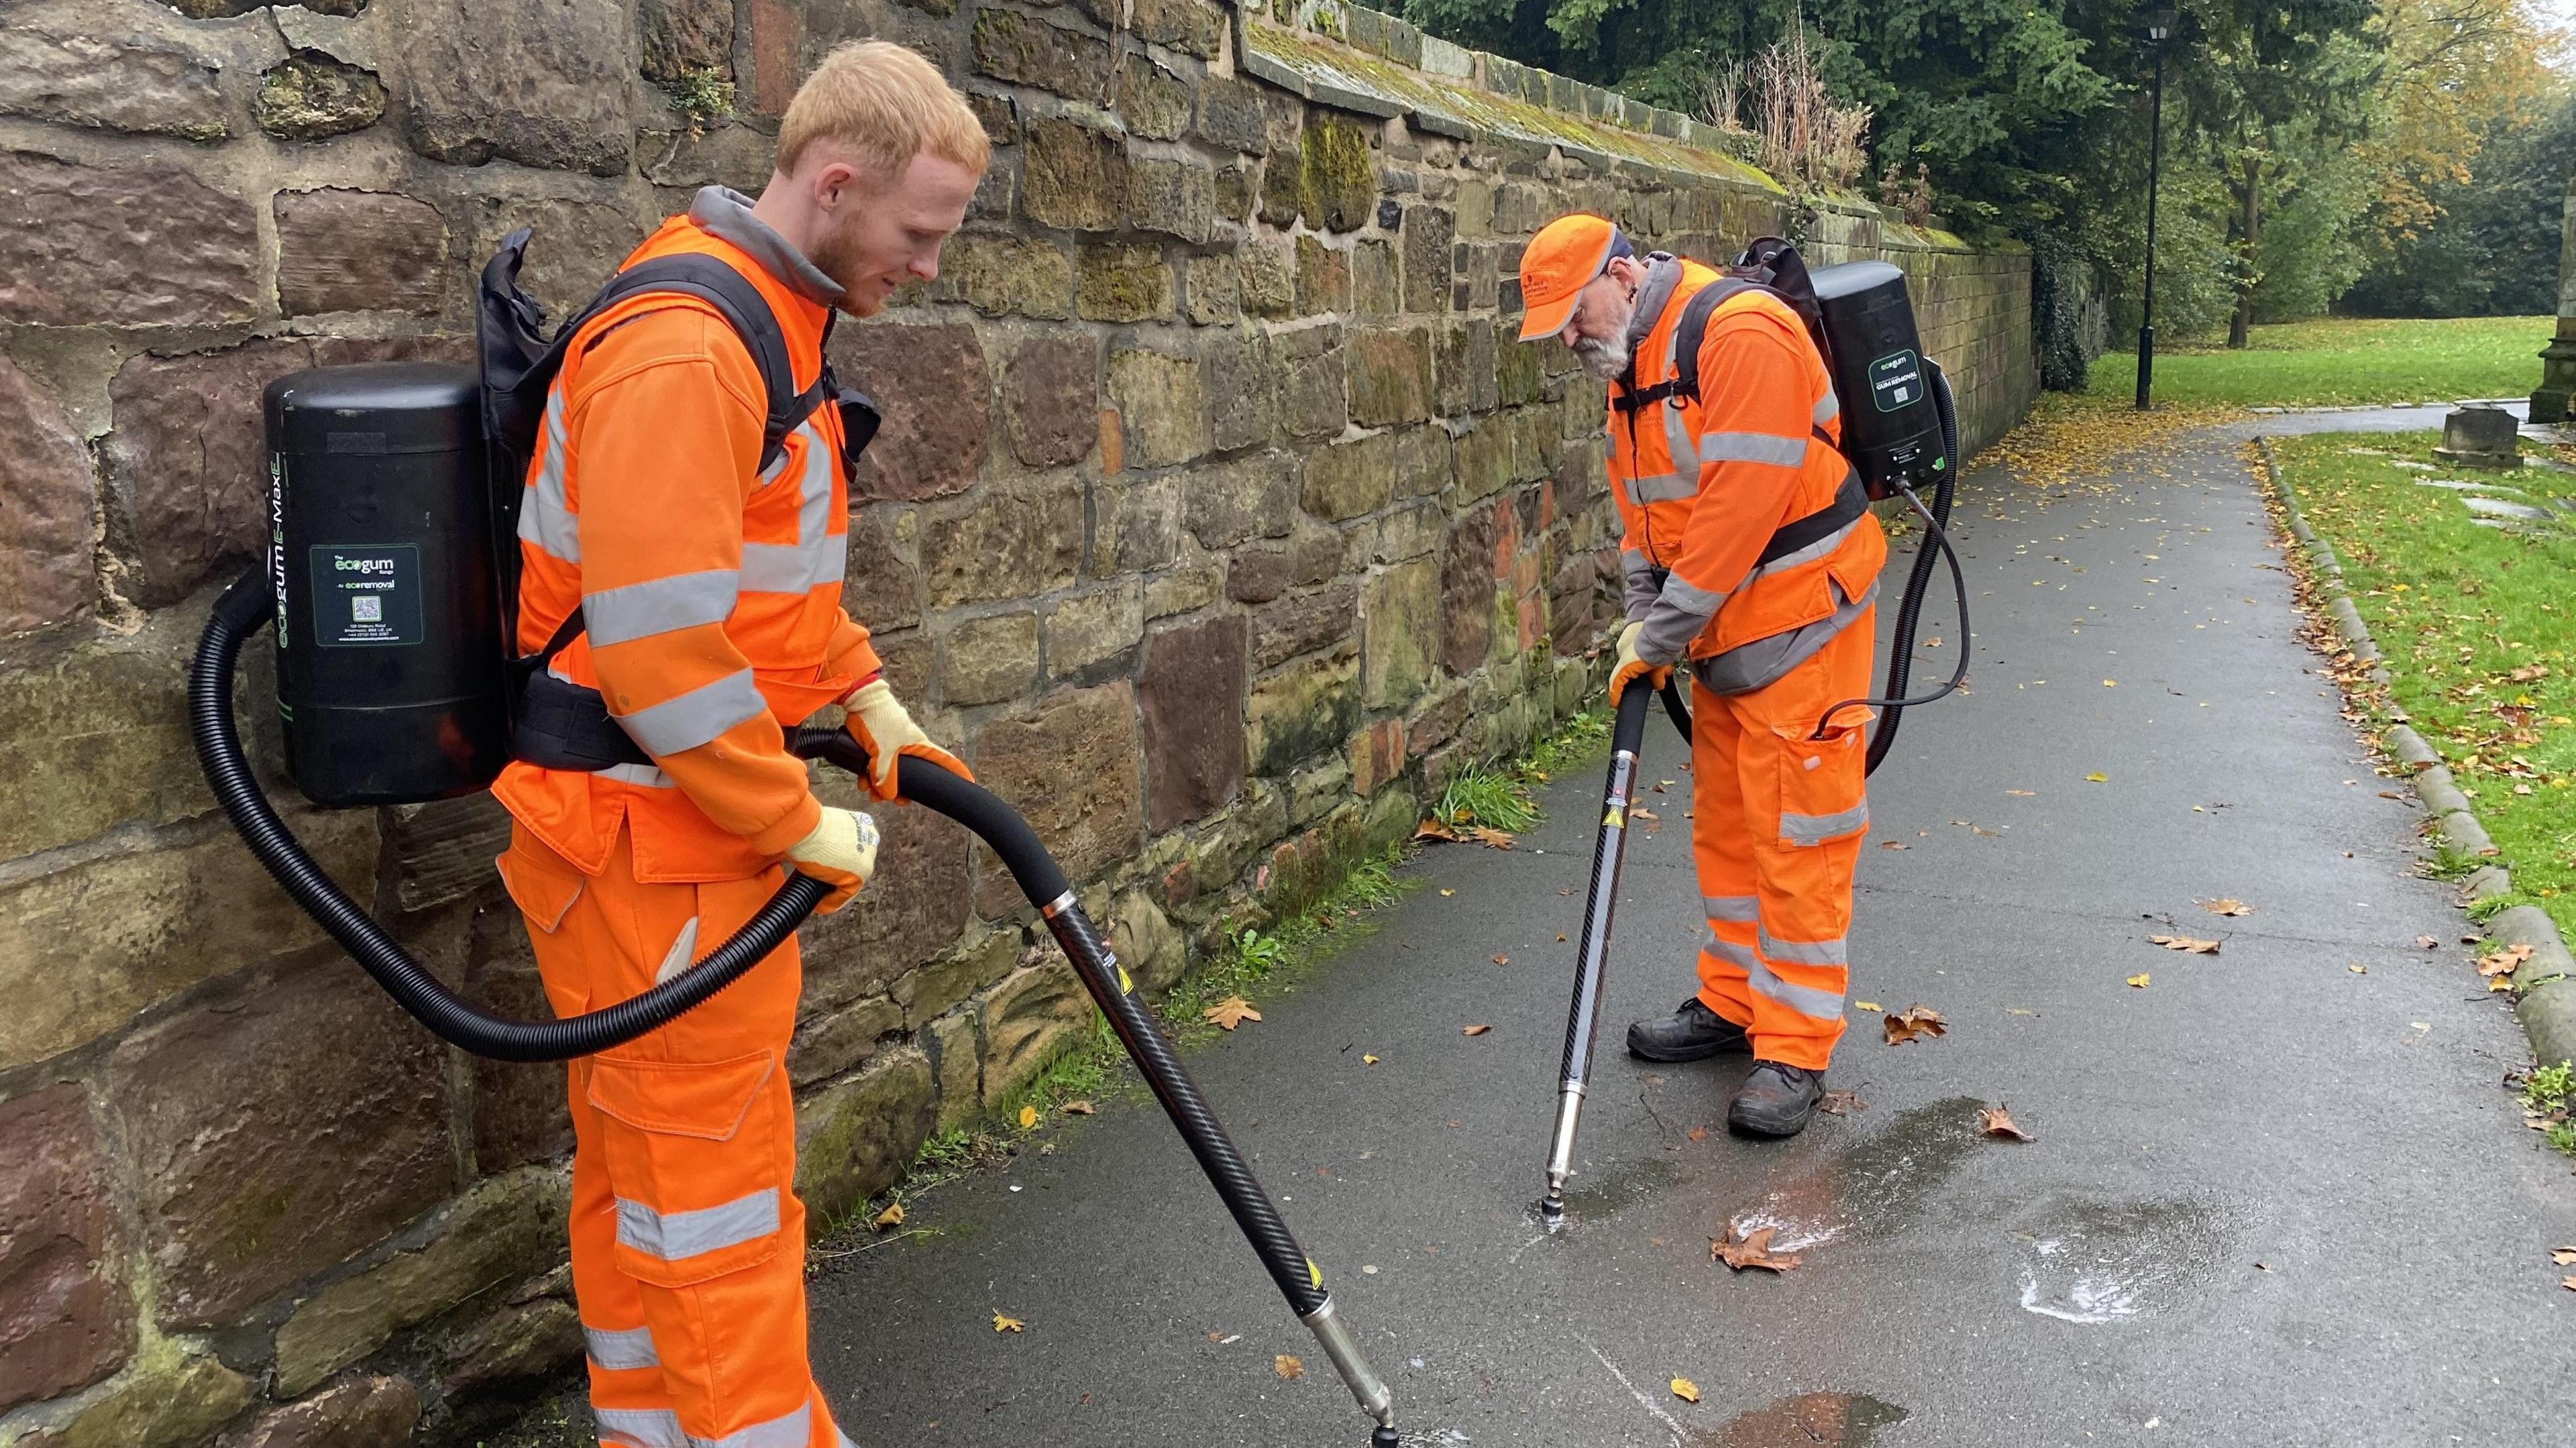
[{"x1": 1700, "y1": 23, "x2": 1872, "y2": 197}]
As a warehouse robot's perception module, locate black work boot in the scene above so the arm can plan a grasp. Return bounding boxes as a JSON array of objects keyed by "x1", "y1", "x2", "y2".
[
  {"x1": 1728, "y1": 1060, "x2": 1825, "y2": 1138},
  {"x1": 1625, "y1": 999, "x2": 1752, "y2": 1062}
]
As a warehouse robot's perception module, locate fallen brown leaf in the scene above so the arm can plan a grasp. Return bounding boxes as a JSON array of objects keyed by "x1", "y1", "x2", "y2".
[
  {"x1": 1275, "y1": 1354, "x2": 1304, "y2": 1380},
  {"x1": 1204, "y1": 996, "x2": 1262, "y2": 1030},
  {"x1": 1461, "y1": 1023, "x2": 1493, "y2": 1036},
  {"x1": 1978, "y1": 1104, "x2": 2036, "y2": 1142},
  {"x1": 1413, "y1": 819, "x2": 1460, "y2": 842},
  {"x1": 1016, "y1": 1104, "x2": 1038, "y2": 1130},
  {"x1": 1686, "y1": 1125, "x2": 1709, "y2": 1142},
  {"x1": 2198, "y1": 898, "x2": 2253, "y2": 917},
  {"x1": 1060, "y1": 1099, "x2": 1097, "y2": 1116},
  {"x1": 2151, "y1": 934, "x2": 2222, "y2": 954},
  {"x1": 872, "y1": 1202, "x2": 906, "y2": 1230},
  {"x1": 2006, "y1": 789, "x2": 2037, "y2": 797},
  {"x1": 1632, "y1": 808, "x2": 1660, "y2": 822},
  {"x1": 1712, "y1": 1223, "x2": 1805, "y2": 1273},
  {"x1": 2479, "y1": 944, "x2": 2536, "y2": 977},
  {"x1": 2416, "y1": 936, "x2": 2440, "y2": 950},
  {"x1": 2127, "y1": 972, "x2": 2152, "y2": 989},
  {"x1": 1880, "y1": 840, "x2": 1909, "y2": 850},
  {"x1": 993, "y1": 1313, "x2": 1025, "y2": 1333},
  {"x1": 1817, "y1": 1089, "x2": 1867, "y2": 1115},
  {"x1": 1470, "y1": 826, "x2": 1517, "y2": 849},
  {"x1": 1670, "y1": 1378, "x2": 1701, "y2": 1403},
  {"x1": 1883, "y1": 1005, "x2": 1948, "y2": 1045},
  {"x1": 2551, "y1": 1247, "x2": 2576, "y2": 1266},
  {"x1": 1491, "y1": 952, "x2": 1509, "y2": 966}
]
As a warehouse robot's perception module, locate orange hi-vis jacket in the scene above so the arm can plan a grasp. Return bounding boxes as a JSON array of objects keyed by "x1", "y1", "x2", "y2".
[
  {"x1": 1609, "y1": 256, "x2": 1886, "y2": 693},
  {"x1": 492, "y1": 188, "x2": 880, "y2": 883}
]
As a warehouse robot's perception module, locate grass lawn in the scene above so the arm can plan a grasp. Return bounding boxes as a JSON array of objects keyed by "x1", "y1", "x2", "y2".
[
  {"x1": 2271, "y1": 432, "x2": 2576, "y2": 940},
  {"x1": 2089, "y1": 315, "x2": 2553, "y2": 408}
]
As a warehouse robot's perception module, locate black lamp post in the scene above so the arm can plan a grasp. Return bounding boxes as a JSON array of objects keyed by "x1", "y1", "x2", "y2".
[{"x1": 2137, "y1": 7, "x2": 2176, "y2": 410}]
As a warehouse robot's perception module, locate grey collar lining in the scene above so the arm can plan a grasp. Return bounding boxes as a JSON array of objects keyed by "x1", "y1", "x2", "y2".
[{"x1": 687, "y1": 186, "x2": 845, "y2": 307}]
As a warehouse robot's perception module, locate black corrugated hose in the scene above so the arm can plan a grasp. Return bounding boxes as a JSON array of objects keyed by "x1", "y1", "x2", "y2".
[
  {"x1": 788, "y1": 730, "x2": 1337, "y2": 1320},
  {"x1": 191, "y1": 567, "x2": 828, "y2": 1062},
  {"x1": 196, "y1": 573, "x2": 1397, "y2": 1437},
  {"x1": 1858, "y1": 357, "x2": 1969, "y2": 773}
]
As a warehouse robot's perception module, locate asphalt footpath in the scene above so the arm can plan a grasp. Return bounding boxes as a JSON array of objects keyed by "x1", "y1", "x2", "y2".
[{"x1": 644, "y1": 412, "x2": 2576, "y2": 1446}]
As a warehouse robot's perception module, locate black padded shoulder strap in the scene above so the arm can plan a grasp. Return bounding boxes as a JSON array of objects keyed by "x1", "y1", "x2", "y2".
[
  {"x1": 1669, "y1": 277, "x2": 1776, "y2": 406},
  {"x1": 561, "y1": 254, "x2": 826, "y2": 476}
]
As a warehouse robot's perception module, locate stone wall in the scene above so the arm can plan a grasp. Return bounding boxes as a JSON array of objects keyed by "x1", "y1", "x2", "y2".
[{"x1": 0, "y1": 2, "x2": 2034, "y2": 1443}]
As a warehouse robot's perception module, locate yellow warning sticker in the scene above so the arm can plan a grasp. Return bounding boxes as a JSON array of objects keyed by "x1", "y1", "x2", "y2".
[
  {"x1": 1603, "y1": 807, "x2": 1625, "y2": 828},
  {"x1": 1116, "y1": 964, "x2": 1134, "y2": 995},
  {"x1": 1307, "y1": 1258, "x2": 1323, "y2": 1288}
]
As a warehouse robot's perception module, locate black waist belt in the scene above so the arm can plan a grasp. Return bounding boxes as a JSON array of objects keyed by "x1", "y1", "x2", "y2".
[
  {"x1": 1754, "y1": 469, "x2": 1869, "y2": 568},
  {"x1": 507, "y1": 604, "x2": 653, "y2": 773}
]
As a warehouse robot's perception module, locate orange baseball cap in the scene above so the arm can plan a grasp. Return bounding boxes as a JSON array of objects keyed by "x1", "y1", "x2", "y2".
[{"x1": 1517, "y1": 214, "x2": 1631, "y2": 341}]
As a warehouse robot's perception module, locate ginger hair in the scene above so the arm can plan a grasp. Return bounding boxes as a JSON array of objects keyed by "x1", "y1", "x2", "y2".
[{"x1": 776, "y1": 40, "x2": 990, "y2": 182}]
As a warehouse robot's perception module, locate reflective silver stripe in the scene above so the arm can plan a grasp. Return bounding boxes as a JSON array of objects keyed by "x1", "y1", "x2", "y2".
[
  {"x1": 1658, "y1": 571, "x2": 1727, "y2": 614},
  {"x1": 519, "y1": 391, "x2": 580, "y2": 563},
  {"x1": 1747, "y1": 958, "x2": 1845, "y2": 1021},
  {"x1": 790, "y1": 420, "x2": 833, "y2": 547},
  {"x1": 616, "y1": 1186, "x2": 781, "y2": 1262},
  {"x1": 1704, "y1": 934, "x2": 1758, "y2": 969},
  {"x1": 1746, "y1": 516, "x2": 1862, "y2": 581},
  {"x1": 1698, "y1": 431, "x2": 1809, "y2": 468},
  {"x1": 690, "y1": 1401, "x2": 811, "y2": 1448},
  {"x1": 1812, "y1": 390, "x2": 1840, "y2": 425},
  {"x1": 743, "y1": 420, "x2": 849, "y2": 594},
  {"x1": 1703, "y1": 895, "x2": 1758, "y2": 922},
  {"x1": 584, "y1": 1324, "x2": 659, "y2": 1371},
  {"x1": 596, "y1": 1407, "x2": 688, "y2": 1448},
  {"x1": 1780, "y1": 801, "x2": 1870, "y2": 846},
  {"x1": 1620, "y1": 548, "x2": 1652, "y2": 578},
  {"x1": 586, "y1": 569, "x2": 740, "y2": 647},
  {"x1": 598, "y1": 762, "x2": 675, "y2": 788},
  {"x1": 1758, "y1": 928, "x2": 1849, "y2": 967},
  {"x1": 1624, "y1": 470, "x2": 1697, "y2": 504},
  {"x1": 617, "y1": 670, "x2": 768, "y2": 756},
  {"x1": 740, "y1": 540, "x2": 845, "y2": 593}
]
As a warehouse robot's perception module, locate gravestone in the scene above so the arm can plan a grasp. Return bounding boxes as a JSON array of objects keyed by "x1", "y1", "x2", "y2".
[{"x1": 2431, "y1": 406, "x2": 2521, "y2": 469}]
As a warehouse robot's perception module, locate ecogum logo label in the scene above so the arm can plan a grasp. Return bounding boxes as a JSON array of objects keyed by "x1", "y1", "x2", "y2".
[{"x1": 334, "y1": 555, "x2": 398, "y2": 575}]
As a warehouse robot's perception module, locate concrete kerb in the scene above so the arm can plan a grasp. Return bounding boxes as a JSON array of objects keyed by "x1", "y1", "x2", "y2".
[{"x1": 2255, "y1": 435, "x2": 2576, "y2": 1074}]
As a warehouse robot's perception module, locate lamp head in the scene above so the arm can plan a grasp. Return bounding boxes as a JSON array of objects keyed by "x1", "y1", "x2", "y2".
[{"x1": 2147, "y1": 7, "x2": 2178, "y2": 41}]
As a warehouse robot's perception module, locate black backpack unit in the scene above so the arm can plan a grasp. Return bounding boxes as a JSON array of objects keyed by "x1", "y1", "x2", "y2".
[
  {"x1": 1613, "y1": 235, "x2": 1947, "y2": 504},
  {"x1": 472, "y1": 229, "x2": 880, "y2": 771}
]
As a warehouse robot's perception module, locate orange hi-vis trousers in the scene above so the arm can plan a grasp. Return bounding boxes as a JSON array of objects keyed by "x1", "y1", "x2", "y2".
[
  {"x1": 1689, "y1": 608, "x2": 1876, "y2": 1072},
  {"x1": 499, "y1": 824, "x2": 852, "y2": 1448}
]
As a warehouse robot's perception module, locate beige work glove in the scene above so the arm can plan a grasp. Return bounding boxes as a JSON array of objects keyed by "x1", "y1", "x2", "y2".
[
  {"x1": 785, "y1": 805, "x2": 879, "y2": 914},
  {"x1": 843, "y1": 678, "x2": 973, "y2": 802},
  {"x1": 1609, "y1": 620, "x2": 1671, "y2": 705}
]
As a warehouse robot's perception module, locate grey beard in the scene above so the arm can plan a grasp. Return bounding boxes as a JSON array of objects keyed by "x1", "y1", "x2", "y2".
[{"x1": 1573, "y1": 333, "x2": 1630, "y2": 381}]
